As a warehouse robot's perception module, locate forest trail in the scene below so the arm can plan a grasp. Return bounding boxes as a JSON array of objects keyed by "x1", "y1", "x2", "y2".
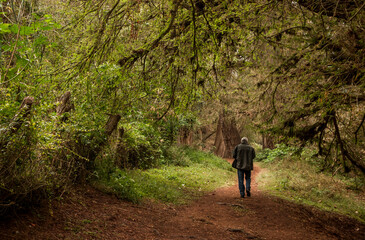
[{"x1": 1, "y1": 161, "x2": 364, "y2": 240}]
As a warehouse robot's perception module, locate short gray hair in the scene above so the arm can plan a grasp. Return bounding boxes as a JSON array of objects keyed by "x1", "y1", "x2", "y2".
[{"x1": 241, "y1": 137, "x2": 248, "y2": 143}]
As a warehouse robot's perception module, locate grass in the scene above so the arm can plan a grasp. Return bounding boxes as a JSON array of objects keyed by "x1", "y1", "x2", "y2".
[
  {"x1": 93, "y1": 146, "x2": 236, "y2": 204},
  {"x1": 255, "y1": 146, "x2": 365, "y2": 223}
]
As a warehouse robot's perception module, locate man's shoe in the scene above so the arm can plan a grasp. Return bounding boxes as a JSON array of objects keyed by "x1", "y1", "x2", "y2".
[{"x1": 246, "y1": 191, "x2": 251, "y2": 197}]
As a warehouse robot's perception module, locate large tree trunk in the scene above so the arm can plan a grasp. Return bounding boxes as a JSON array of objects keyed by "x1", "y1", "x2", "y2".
[
  {"x1": 214, "y1": 112, "x2": 241, "y2": 158},
  {"x1": 262, "y1": 134, "x2": 275, "y2": 149}
]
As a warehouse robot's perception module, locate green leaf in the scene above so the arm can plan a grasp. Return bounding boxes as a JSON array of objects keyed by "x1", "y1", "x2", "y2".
[
  {"x1": 0, "y1": 23, "x2": 11, "y2": 33},
  {"x1": 34, "y1": 35, "x2": 48, "y2": 46},
  {"x1": 16, "y1": 54, "x2": 30, "y2": 67}
]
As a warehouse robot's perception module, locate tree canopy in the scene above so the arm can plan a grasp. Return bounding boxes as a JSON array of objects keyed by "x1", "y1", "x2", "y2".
[{"x1": 0, "y1": 0, "x2": 364, "y2": 213}]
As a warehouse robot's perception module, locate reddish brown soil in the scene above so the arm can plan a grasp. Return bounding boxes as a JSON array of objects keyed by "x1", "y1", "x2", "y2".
[{"x1": 1, "y1": 163, "x2": 364, "y2": 240}]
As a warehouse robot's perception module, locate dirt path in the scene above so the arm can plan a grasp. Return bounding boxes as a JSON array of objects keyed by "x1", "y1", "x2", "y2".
[{"x1": 1, "y1": 163, "x2": 364, "y2": 240}]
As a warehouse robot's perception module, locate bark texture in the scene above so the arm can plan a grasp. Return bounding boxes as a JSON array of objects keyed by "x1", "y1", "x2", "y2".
[
  {"x1": 178, "y1": 127, "x2": 194, "y2": 146},
  {"x1": 262, "y1": 134, "x2": 275, "y2": 149},
  {"x1": 214, "y1": 113, "x2": 241, "y2": 158},
  {"x1": 56, "y1": 91, "x2": 74, "y2": 121}
]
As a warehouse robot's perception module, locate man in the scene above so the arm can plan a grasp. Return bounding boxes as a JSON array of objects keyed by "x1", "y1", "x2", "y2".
[{"x1": 232, "y1": 137, "x2": 256, "y2": 198}]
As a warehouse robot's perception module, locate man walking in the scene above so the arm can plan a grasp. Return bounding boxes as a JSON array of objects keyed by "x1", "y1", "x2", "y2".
[{"x1": 232, "y1": 137, "x2": 256, "y2": 198}]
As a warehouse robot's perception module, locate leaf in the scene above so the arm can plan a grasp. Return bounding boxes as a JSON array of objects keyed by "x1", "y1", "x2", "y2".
[
  {"x1": 16, "y1": 54, "x2": 30, "y2": 67},
  {"x1": 0, "y1": 23, "x2": 11, "y2": 33},
  {"x1": 34, "y1": 35, "x2": 48, "y2": 46},
  {"x1": 9, "y1": 24, "x2": 37, "y2": 35}
]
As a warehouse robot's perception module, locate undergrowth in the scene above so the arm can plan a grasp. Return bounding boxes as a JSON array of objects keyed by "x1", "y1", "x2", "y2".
[
  {"x1": 92, "y1": 146, "x2": 235, "y2": 204},
  {"x1": 256, "y1": 144, "x2": 365, "y2": 223}
]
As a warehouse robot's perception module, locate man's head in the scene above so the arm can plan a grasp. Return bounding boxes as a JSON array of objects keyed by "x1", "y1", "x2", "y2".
[{"x1": 241, "y1": 137, "x2": 248, "y2": 144}]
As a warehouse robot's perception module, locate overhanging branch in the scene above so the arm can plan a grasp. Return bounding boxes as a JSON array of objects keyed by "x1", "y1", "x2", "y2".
[{"x1": 118, "y1": 0, "x2": 181, "y2": 68}]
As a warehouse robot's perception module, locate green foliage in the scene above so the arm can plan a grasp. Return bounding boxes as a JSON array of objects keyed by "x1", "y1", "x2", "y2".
[
  {"x1": 163, "y1": 145, "x2": 233, "y2": 171},
  {"x1": 0, "y1": 14, "x2": 60, "y2": 83},
  {"x1": 0, "y1": 0, "x2": 364, "y2": 217},
  {"x1": 97, "y1": 168, "x2": 142, "y2": 204},
  {"x1": 156, "y1": 113, "x2": 198, "y2": 145},
  {"x1": 255, "y1": 144, "x2": 298, "y2": 163},
  {"x1": 0, "y1": 116, "x2": 56, "y2": 215},
  {"x1": 121, "y1": 121, "x2": 164, "y2": 169},
  {"x1": 93, "y1": 146, "x2": 235, "y2": 204},
  {"x1": 162, "y1": 145, "x2": 193, "y2": 167},
  {"x1": 256, "y1": 148, "x2": 365, "y2": 223}
]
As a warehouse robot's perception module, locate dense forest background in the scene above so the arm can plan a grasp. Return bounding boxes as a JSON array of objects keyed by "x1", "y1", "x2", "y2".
[{"x1": 0, "y1": 0, "x2": 364, "y2": 215}]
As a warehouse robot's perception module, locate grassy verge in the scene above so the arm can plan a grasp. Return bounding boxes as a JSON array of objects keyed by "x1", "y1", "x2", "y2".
[
  {"x1": 255, "y1": 145, "x2": 365, "y2": 223},
  {"x1": 92, "y1": 146, "x2": 236, "y2": 204}
]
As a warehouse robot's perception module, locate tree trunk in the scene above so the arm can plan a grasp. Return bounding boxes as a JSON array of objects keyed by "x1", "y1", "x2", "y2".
[
  {"x1": 56, "y1": 91, "x2": 74, "y2": 122},
  {"x1": 115, "y1": 127, "x2": 128, "y2": 169},
  {"x1": 262, "y1": 134, "x2": 275, "y2": 149},
  {"x1": 214, "y1": 112, "x2": 241, "y2": 158},
  {"x1": 86, "y1": 114, "x2": 121, "y2": 162},
  {"x1": 178, "y1": 126, "x2": 193, "y2": 145},
  {"x1": 61, "y1": 114, "x2": 122, "y2": 181},
  {"x1": 105, "y1": 114, "x2": 121, "y2": 136}
]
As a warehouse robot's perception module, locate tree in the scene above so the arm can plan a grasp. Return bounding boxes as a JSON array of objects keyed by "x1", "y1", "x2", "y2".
[
  {"x1": 246, "y1": 0, "x2": 365, "y2": 174},
  {"x1": 55, "y1": 0, "x2": 364, "y2": 174}
]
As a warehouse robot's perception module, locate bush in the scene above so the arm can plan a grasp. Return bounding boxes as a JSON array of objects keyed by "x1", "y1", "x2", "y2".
[
  {"x1": 0, "y1": 117, "x2": 55, "y2": 216},
  {"x1": 162, "y1": 145, "x2": 192, "y2": 167},
  {"x1": 255, "y1": 144, "x2": 298, "y2": 163},
  {"x1": 119, "y1": 121, "x2": 164, "y2": 169}
]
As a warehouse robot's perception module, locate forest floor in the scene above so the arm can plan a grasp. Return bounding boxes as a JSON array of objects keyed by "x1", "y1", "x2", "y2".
[{"x1": 1, "y1": 160, "x2": 364, "y2": 240}]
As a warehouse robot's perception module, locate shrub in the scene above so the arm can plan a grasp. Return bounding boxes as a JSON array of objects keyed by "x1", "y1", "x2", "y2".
[
  {"x1": 255, "y1": 144, "x2": 298, "y2": 163},
  {"x1": 0, "y1": 117, "x2": 55, "y2": 216},
  {"x1": 119, "y1": 121, "x2": 164, "y2": 169}
]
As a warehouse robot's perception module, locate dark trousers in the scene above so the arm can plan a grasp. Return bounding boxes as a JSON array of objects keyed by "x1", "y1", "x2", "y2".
[{"x1": 237, "y1": 169, "x2": 251, "y2": 197}]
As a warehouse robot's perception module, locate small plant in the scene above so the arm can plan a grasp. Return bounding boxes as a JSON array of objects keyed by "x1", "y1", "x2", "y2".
[{"x1": 97, "y1": 168, "x2": 142, "y2": 203}]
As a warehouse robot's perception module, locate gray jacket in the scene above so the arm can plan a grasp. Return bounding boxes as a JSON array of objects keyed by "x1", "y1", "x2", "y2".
[{"x1": 233, "y1": 143, "x2": 255, "y2": 170}]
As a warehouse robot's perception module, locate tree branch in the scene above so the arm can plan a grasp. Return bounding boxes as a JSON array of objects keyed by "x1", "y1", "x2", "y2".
[
  {"x1": 332, "y1": 111, "x2": 365, "y2": 174},
  {"x1": 118, "y1": 0, "x2": 181, "y2": 68},
  {"x1": 354, "y1": 113, "x2": 365, "y2": 144},
  {"x1": 297, "y1": 0, "x2": 359, "y2": 20}
]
